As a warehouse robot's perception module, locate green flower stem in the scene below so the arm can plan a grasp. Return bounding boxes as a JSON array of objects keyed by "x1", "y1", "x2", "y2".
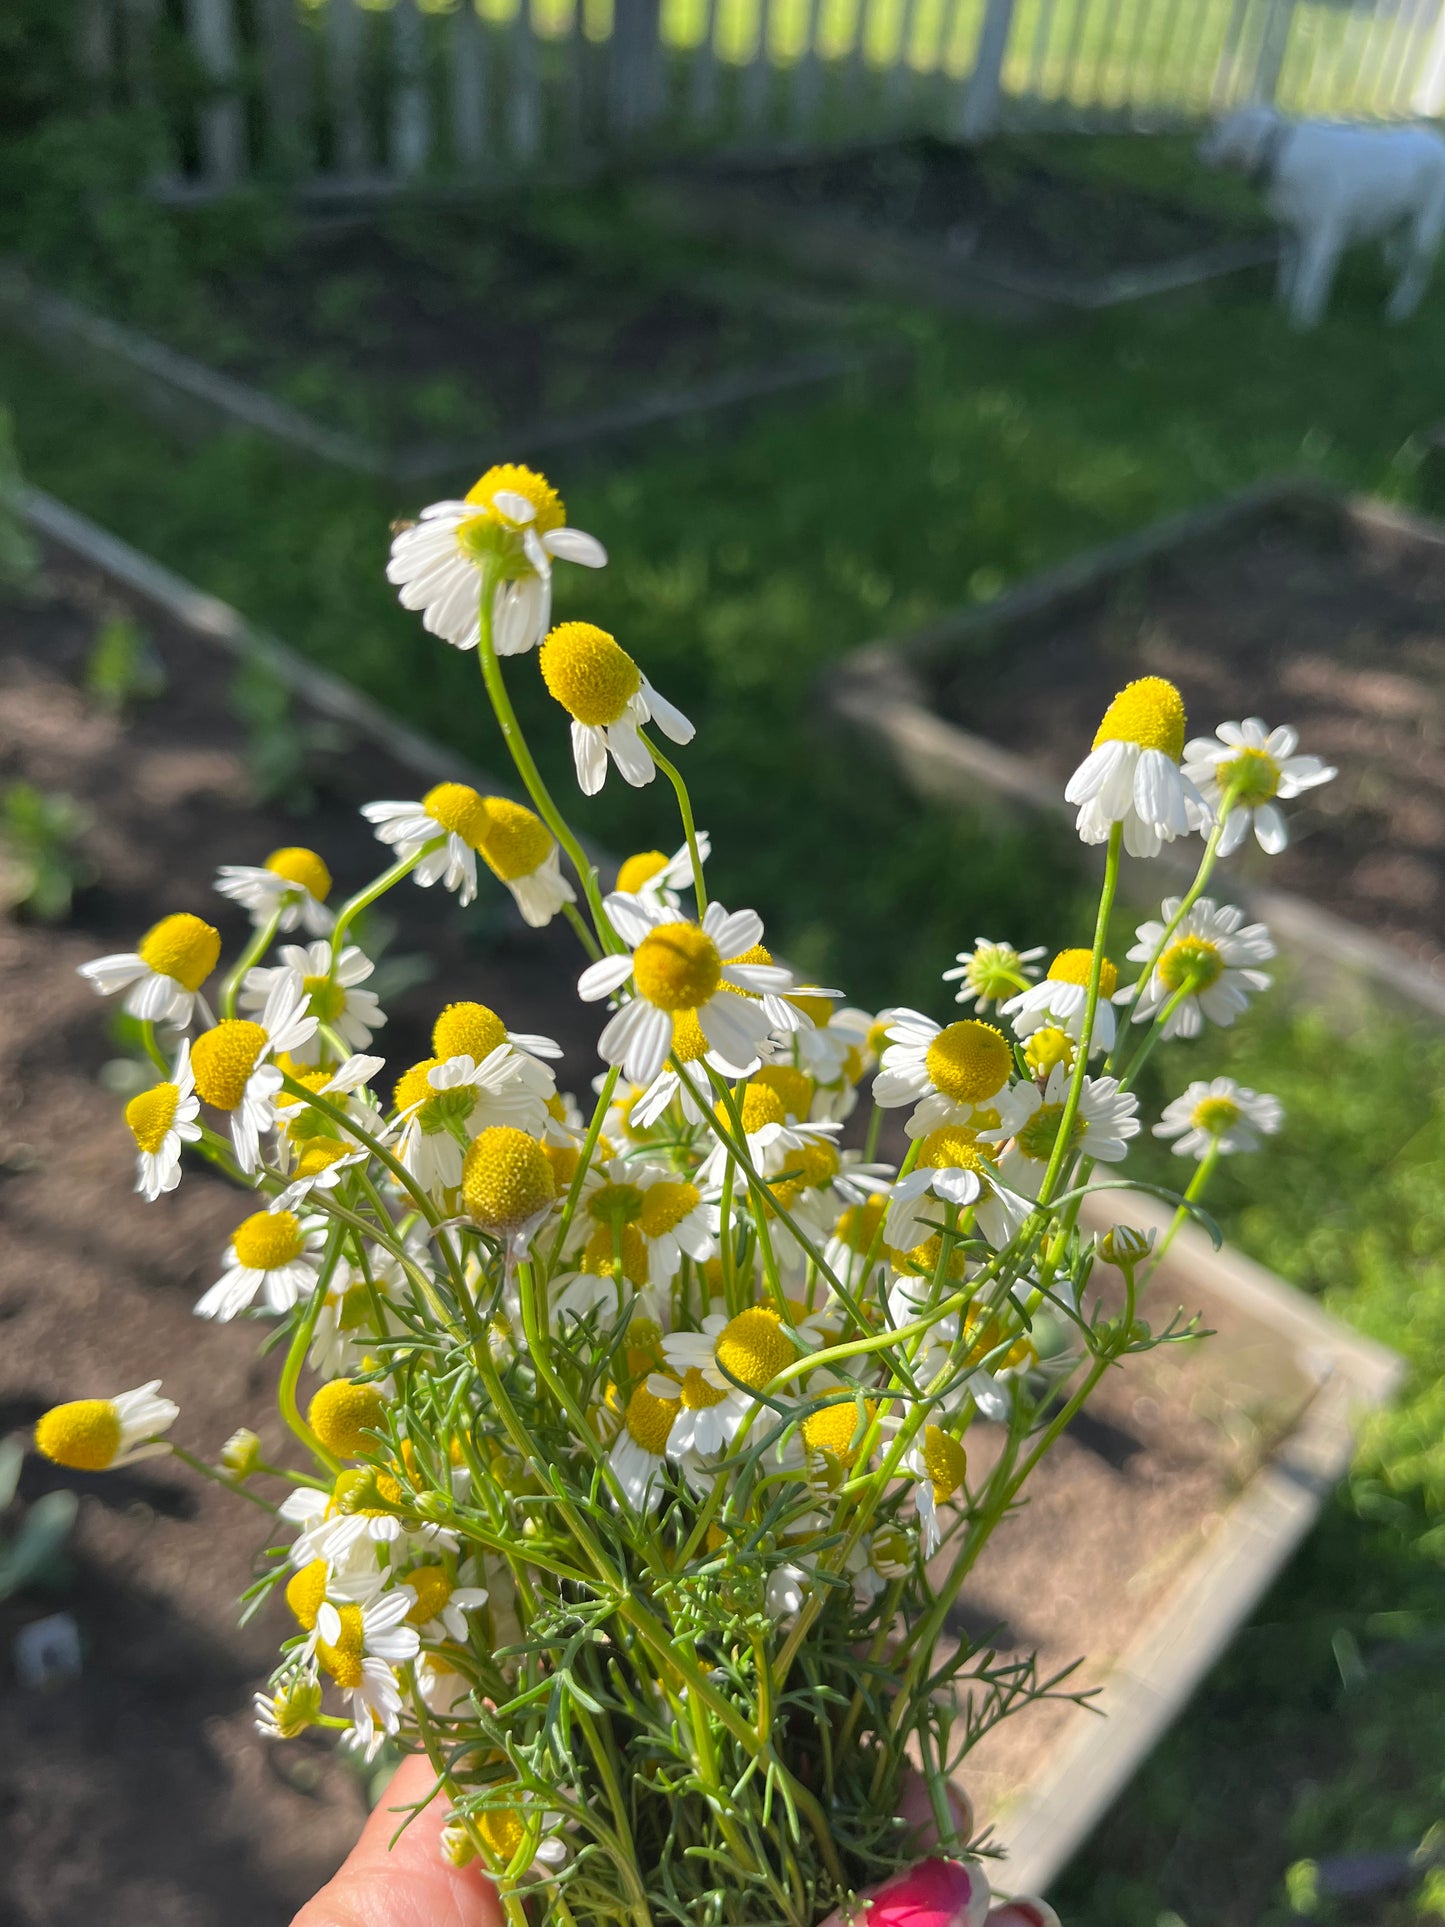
[
  {"x1": 1035, "y1": 822, "x2": 1122, "y2": 1212},
  {"x1": 1116, "y1": 978, "x2": 1196, "y2": 1096},
  {"x1": 167, "y1": 1443, "x2": 281, "y2": 1514},
  {"x1": 545, "y1": 1065, "x2": 620, "y2": 1272},
  {"x1": 644, "y1": 740, "x2": 707, "y2": 914},
  {"x1": 277, "y1": 1229, "x2": 346, "y2": 1472},
  {"x1": 328, "y1": 847, "x2": 427, "y2": 963},
  {"x1": 138, "y1": 1019, "x2": 170, "y2": 1077},
  {"x1": 1143, "y1": 1141, "x2": 1219, "y2": 1288},
  {"x1": 220, "y1": 905, "x2": 284, "y2": 1019},
  {"x1": 561, "y1": 897, "x2": 602, "y2": 962}
]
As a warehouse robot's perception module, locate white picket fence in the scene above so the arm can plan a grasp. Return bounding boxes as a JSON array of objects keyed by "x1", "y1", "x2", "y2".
[{"x1": 79, "y1": 0, "x2": 1445, "y2": 195}]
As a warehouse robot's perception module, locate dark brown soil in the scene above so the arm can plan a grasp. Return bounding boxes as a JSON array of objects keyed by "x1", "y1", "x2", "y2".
[
  {"x1": 0, "y1": 545, "x2": 598, "y2": 1927},
  {"x1": 704, "y1": 138, "x2": 1252, "y2": 287},
  {"x1": 0, "y1": 538, "x2": 1325, "y2": 1919},
  {"x1": 925, "y1": 499, "x2": 1445, "y2": 973}
]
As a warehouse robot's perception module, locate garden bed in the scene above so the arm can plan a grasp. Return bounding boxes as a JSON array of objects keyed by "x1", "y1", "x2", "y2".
[
  {"x1": 0, "y1": 494, "x2": 1398, "y2": 1918},
  {"x1": 0, "y1": 199, "x2": 886, "y2": 487},
  {"x1": 831, "y1": 480, "x2": 1445, "y2": 1018},
  {"x1": 648, "y1": 135, "x2": 1275, "y2": 319}
]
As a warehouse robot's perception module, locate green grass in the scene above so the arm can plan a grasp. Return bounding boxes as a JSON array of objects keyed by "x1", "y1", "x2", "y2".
[{"x1": 5, "y1": 145, "x2": 1445, "y2": 1924}]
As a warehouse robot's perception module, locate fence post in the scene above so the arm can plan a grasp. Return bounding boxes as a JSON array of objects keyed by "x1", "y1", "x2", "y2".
[
  {"x1": 450, "y1": 0, "x2": 490, "y2": 172},
  {"x1": 957, "y1": 0, "x2": 1015, "y2": 137},
  {"x1": 1250, "y1": 0, "x2": 1298, "y2": 105},
  {"x1": 390, "y1": 0, "x2": 432, "y2": 177},
  {"x1": 610, "y1": 0, "x2": 662, "y2": 134},
  {"x1": 257, "y1": 0, "x2": 310, "y2": 175},
  {"x1": 184, "y1": 0, "x2": 246, "y2": 186}
]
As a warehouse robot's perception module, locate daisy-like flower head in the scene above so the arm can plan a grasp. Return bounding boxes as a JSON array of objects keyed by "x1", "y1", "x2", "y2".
[
  {"x1": 254, "y1": 1673, "x2": 324, "y2": 1741},
  {"x1": 311, "y1": 1588, "x2": 421, "y2": 1760},
  {"x1": 34, "y1": 1380, "x2": 179, "y2": 1471},
  {"x1": 1065, "y1": 677, "x2": 1211, "y2": 858},
  {"x1": 645, "y1": 1360, "x2": 743, "y2": 1462},
  {"x1": 608, "y1": 1381, "x2": 681, "y2": 1513},
  {"x1": 661, "y1": 1303, "x2": 800, "y2": 1404},
  {"x1": 386, "y1": 463, "x2": 606, "y2": 658},
  {"x1": 872, "y1": 1011, "x2": 1019, "y2": 1139},
  {"x1": 884, "y1": 1128, "x2": 1027, "y2": 1251},
  {"x1": 214, "y1": 846, "x2": 335, "y2": 936},
  {"x1": 362, "y1": 785, "x2": 574, "y2": 925},
  {"x1": 576, "y1": 1159, "x2": 714, "y2": 1285},
  {"x1": 941, "y1": 938, "x2": 1046, "y2": 1014},
  {"x1": 1126, "y1": 897, "x2": 1275, "y2": 1041},
  {"x1": 799, "y1": 1387, "x2": 879, "y2": 1484},
  {"x1": 904, "y1": 1423, "x2": 969, "y2": 1557},
  {"x1": 613, "y1": 833, "x2": 711, "y2": 911},
  {"x1": 189, "y1": 970, "x2": 318, "y2": 1171},
  {"x1": 1182, "y1": 718, "x2": 1337, "y2": 857},
  {"x1": 196, "y1": 1206, "x2": 327, "y2": 1320},
  {"x1": 268, "y1": 1051, "x2": 386, "y2": 1208},
  {"x1": 1154, "y1": 1077, "x2": 1284, "y2": 1160},
  {"x1": 241, "y1": 940, "x2": 384, "y2": 1064},
  {"x1": 985, "y1": 1064, "x2": 1139, "y2": 1198},
  {"x1": 461, "y1": 1126, "x2": 557, "y2": 1241},
  {"x1": 578, "y1": 896, "x2": 792, "y2": 1090},
  {"x1": 79, "y1": 911, "x2": 221, "y2": 1027},
  {"x1": 539, "y1": 622, "x2": 695, "y2": 796},
  {"x1": 393, "y1": 1021, "x2": 555, "y2": 1195},
  {"x1": 1002, "y1": 948, "x2": 1119, "y2": 1057},
  {"x1": 307, "y1": 1377, "x2": 390, "y2": 1460},
  {"x1": 123, "y1": 1040, "x2": 202, "y2": 1200},
  {"x1": 389, "y1": 1558, "x2": 489, "y2": 1644}
]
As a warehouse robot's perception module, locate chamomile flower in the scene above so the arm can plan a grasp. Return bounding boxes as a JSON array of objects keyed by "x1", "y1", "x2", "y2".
[
  {"x1": 626, "y1": 1004, "x2": 761, "y2": 1129},
  {"x1": 384, "y1": 1559, "x2": 489, "y2": 1644},
  {"x1": 608, "y1": 1382, "x2": 680, "y2": 1513},
  {"x1": 311, "y1": 1589, "x2": 421, "y2": 1760},
  {"x1": 241, "y1": 941, "x2": 384, "y2": 1063},
  {"x1": 34, "y1": 1381, "x2": 179, "y2": 1471},
  {"x1": 661, "y1": 1304, "x2": 801, "y2": 1409},
  {"x1": 190, "y1": 970, "x2": 318, "y2": 1172},
  {"x1": 1154, "y1": 1078, "x2": 1284, "y2": 1159},
  {"x1": 308, "y1": 1258, "x2": 399, "y2": 1378},
  {"x1": 645, "y1": 1363, "x2": 743, "y2": 1460},
  {"x1": 393, "y1": 1031, "x2": 555, "y2": 1194},
  {"x1": 1126, "y1": 897, "x2": 1275, "y2": 1040},
  {"x1": 281, "y1": 1467, "x2": 457, "y2": 1568},
  {"x1": 904, "y1": 1424, "x2": 969, "y2": 1558},
  {"x1": 1002, "y1": 948, "x2": 1119, "y2": 1057},
  {"x1": 386, "y1": 463, "x2": 605, "y2": 657},
  {"x1": 79, "y1": 912, "x2": 221, "y2": 1027},
  {"x1": 942, "y1": 938, "x2": 1046, "y2": 1014},
  {"x1": 883, "y1": 1129, "x2": 1028, "y2": 1251},
  {"x1": 196, "y1": 1207, "x2": 327, "y2": 1320},
  {"x1": 1182, "y1": 719, "x2": 1336, "y2": 857},
  {"x1": 124, "y1": 1041, "x2": 202, "y2": 1200},
  {"x1": 1064, "y1": 677, "x2": 1210, "y2": 858},
  {"x1": 254, "y1": 1673, "x2": 324, "y2": 1740},
  {"x1": 986, "y1": 1064, "x2": 1139, "y2": 1197},
  {"x1": 461, "y1": 1128, "x2": 557, "y2": 1244},
  {"x1": 613, "y1": 834, "x2": 712, "y2": 910},
  {"x1": 823, "y1": 1192, "x2": 898, "y2": 1291},
  {"x1": 578, "y1": 1161, "x2": 714, "y2": 1284},
  {"x1": 214, "y1": 847, "x2": 335, "y2": 936},
  {"x1": 539, "y1": 622, "x2": 694, "y2": 796},
  {"x1": 872, "y1": 1012, "x2": 1022, "y2": 1138},
  {"x1": 578, "y1": 897, "x2": 792, "y2": 1089},
  {"x1": 362, "y1": 786, "x2": 574, "y2": 925}
]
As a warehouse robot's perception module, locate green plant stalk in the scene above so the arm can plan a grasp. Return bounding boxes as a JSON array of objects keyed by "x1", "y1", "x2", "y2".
[
  {"x1": 645, "y1": 738, "x2": 707, "y2": 913},
  {"x1": 220, "y1": 905, "x2": 284, "y2": 1019}
]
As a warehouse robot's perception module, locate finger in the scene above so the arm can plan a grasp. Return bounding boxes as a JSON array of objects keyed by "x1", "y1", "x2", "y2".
[
  {"x1": 897, "y1": 1769, "x2": 975, "y2": 1854},
  {"x1": 291, "y1": 1753, "x2": 505, "y2": 1927},
  {"x1": 815, "y1": 1856, "x2": 993, "y2": 1927}
]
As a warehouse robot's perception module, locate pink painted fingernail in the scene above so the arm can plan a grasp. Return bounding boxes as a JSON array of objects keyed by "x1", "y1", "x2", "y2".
[{"x1": 868, "y1": 1857, "x2": 992, "y2": 1927}]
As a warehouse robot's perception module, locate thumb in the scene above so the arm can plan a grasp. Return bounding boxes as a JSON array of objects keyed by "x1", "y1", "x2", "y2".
[{"x1": 291, "y1": 1753, "x2": 505, "y2": 1927}]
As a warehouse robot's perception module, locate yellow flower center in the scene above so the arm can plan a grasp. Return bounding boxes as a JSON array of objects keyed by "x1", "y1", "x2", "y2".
[
  {"x1": 769, "y1": 1140, "x2": 841, "y2": 1211},
  {"x1": 1024, "y1": 1027, "x2": 1075, "y2": 1079},
  {"x1": 394, "y1": 1059, "x2": 475, "y2": 1134},
  {"x1": 616, "y1": 850, "x2": 668, "y2": 894},
  {"x1": 919, "y1": 1126, "x2": 991, "y2": 1173},
  {"x1": 285, "y1": 1558, "x2": 330, "y2": 1631},
  {"x1": 633, "y1": 923, "x2": 722, "y2": 1013},
  {"x1": 1016, "y1": 1103, "x2": 1084, "y2": 1163},
  {"x1": 752, "y1": 1064, "x2": 814, "y2": 1120},
  {"x1": 422, "y1": 782, "x2": 489, "y2": 847},
  {"x1": 475, "y1": 797, "x2": 553, "y2": 883},
  {"x1": 231, "y1": 1208, "x2": 305, "y2": 1271},
  {"x1": 539, "y1": 622, "x2": 642, "y2": 727},
  {"x1": 903, "y1": 1234, "x2": 969, "y2": 1280},
  {"x1": 922, "y1": 1424, "x2": 967, "y2": 1502},
  {"x1": 1092, "y1": 676, "x2": 1186, "y2": 761},
  {"x1": 302, "y1": 974, "x2": 347, "y2": 1024},
  {"x1": 802, "y1": 1397, "x2": 878, "y2": 1468},
  {"x1": 308, "y1": 1379, "x2": 388, "y2": 1458},
  {"x1": 1047, "y1": 949, "x2": 1118, "y2": 998},
  {"x1": 588, "y1": 1181, "x2": 645, "y2": 1225},
  {"x1": 403, "y1": 1564, "x2": 455, "y2": 1627},
  {"x1": 582, "y1": 1221, "x2": 649, "y2": 1286},
  {"x1": 715, "y1": 1306, "x2": 796, "y2": 1391},
  {"x1": 462, "y1": 1127, "x2": 556, "y2": 1235},
  {"x1": 1158, "y1": 936, "x2": 1225, "y2": 994},
  {"x1": 35, "y1": 1398, "x2": 121, "y2": 1471},
  {"x1": 191, "y1": 1020, "x2": 267, "y2": 1111},
  {"x1": 463, "y1": 462, "x2": 564, "y2": 532},
  {"x1": 433, "y1": 1002, "x2": 508, "y2": 1063},
  {"x1": 788, "y1": 993, "x2": 836, "y2": 1025},
  {"x1": 638, "y1": 1179, "x2": 700, "y2": 1237},
  {"x1": 477, "y1": 1807, "x2": 527, "y2": 1866},
  {"x1": 1218, "y1": 745, "x2": 1280, "y2": 803},
  {"x1": 670, "y1": 1008, "x2": 710, "y2": 1063},
  {"x1": 730, "y1": 1082, "x2": 787, "y2": 1134},
  {"x1": 624, "y1": 1382, "x2": 680, "y2": 1455},
  {"x1": 294, "y1": 1137, "x2": 351, "y2": 1178},
  {"x1": 316, "y1": 1601, "x2": 366, "y2": 1689},
  {"x1": 1191, "y1": 1095, "x2": 1242, "y2": 1134},
  {"x1": 265, "y1": 847, "x2": 331, "y2": 901},
  {"x1": 832, "y1": 1194, "x2": 890, "y2": 1255},
  {"x1": 924, "y1": 1021, "x2": 1011, "y2": 1105},
  {"x1": 136, "y1": 913, "x2": 221, "y2": 992},
  {"x1": 125, "y1": 1081, "x2": 180, "y2": 1154},
  {"x1": 680, "y1": 1366, "x2": 728, "y2": 1411}
]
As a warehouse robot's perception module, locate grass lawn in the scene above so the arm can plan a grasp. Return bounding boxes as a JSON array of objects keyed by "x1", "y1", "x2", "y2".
[{"x1": 4, "y1": 148, "x2": 1445, "y2": 1923}]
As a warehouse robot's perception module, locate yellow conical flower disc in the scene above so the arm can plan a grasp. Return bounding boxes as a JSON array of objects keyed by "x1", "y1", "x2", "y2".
[
  {"x1": 680, "y1": 1367, "x2": 728, "y2": 1411},
  {"x1": 285, "y1": 1558, "x2": 330, "y2": 1631},
  {"x1": 136, "y1": 913, "x2": 220, "y2": 991},
  {"x1": 923, "y1": 1424, "x2": 968, "y2": 1502},
  {"x1": 403, "y1": 1564, "x2": 454, "y2": 1627},
  {"x1": 265, "y1": 847, "x2": 331, "y2": 901},
  {"x1": 624, "y1": 1382, "x2": 680, "y2": 1454},
  {"x1": 638, "y1": 1179, "x2": 700, "y2": 1237},
  {"x1": 1092, "y1": 676, "x2": 1186, "y2": 760},
  {"x1": 731, "y1": 1082, "x2": 787, "y2": 1133},
  {"x1": 924, "y1": 1021, "x2": 1011, "y2": 1105},
  {"x1": 1047, "y1": 947, "x2": 1117, "y2": 997},
  {"x1": 191, "y1": 1021, "x2": 267, "y2": 1111},
  {"x1": 35, "y1": 1398, "x2": 120, "y2": 1471},
  {"x1": 422, "y1": 782, "x2": 489, "y2": 848},
  {"x1": 716, "y1": 1307, "x2": 795, "y2": 1391},
  {"x1": 308, "y1": 1379, "x2": 388, "y2": 1458},
  {"x1": 316, "y1": 1602, "x2": 366, "y2": 1688},
  {"x1": 232, "y1": 1209, "x2": 304, "y2": 1270},
  {"x1": 633, "y1": 924, "x2": 721, "y2": 1013},
  {"x1": 433, "y1": 1002, "x2": 507, "y2": 1063},
  {"x1": 461, "y1": 1127, "x2": 556, "y2": 1235},
  {"x1": 616, "y1": 850, "x2": 667, "y2": 894},
  {"x1": 539, "y1": 622, "x2": 641, "y2": 727},
  {"x1": 582, "y1": 1221, "x2": 649, "y2": 1287},
  {"x1": 475, "y1": 797, "x2": 551, "y2": 883},
  {"x1": 464, "y1": 463, "x2": 564, "y2": 533},
  {"x1": 126, "y1": 1082, "x2": 179, "y2": 1153},
  {"x1": 802, "y1": 1398, "x2": 878, "y2": 1468},
  {"x1": 752, "y1": 1063, "x2": 814, "y2": 1120}
]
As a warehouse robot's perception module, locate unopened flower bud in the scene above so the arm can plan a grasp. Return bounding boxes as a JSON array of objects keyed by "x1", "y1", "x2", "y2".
[
  {"x1": 441, "y1": 1817, "x2": 479, "y2": 1868},
  {"x1": 1098, "y1": 1223, "x2": 1155, "y2": 1268},
  {"x1": 220, "y1": 1427, "x2": 262, "y2": 1477}
]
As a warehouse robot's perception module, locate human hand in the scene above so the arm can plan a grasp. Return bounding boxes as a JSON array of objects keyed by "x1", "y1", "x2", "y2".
[{"x1": 292, "y1": 1755, "x2": 1058, "y2": 1927}]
